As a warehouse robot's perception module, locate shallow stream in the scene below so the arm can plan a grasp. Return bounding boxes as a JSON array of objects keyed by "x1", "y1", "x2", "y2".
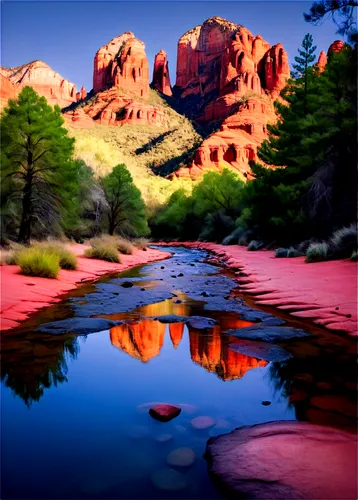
[{"x1": 1, "y1": 246, "x2": 356, "y2": 499}]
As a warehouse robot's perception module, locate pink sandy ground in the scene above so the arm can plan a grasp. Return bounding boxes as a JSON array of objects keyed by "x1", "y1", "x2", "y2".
[
  {"x1": 157, "y1": 242, "x2": 357, "y2": 337},
  {"x1": 0, "y1": 244, "x2": 171, "y2": 332}
]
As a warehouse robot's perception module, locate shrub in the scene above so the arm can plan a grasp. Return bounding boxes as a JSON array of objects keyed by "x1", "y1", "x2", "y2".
[
  {"x1": 222, "y1": 226, "x2": 245, "y2": 245},
  {"x1": 275, "y1": 248, "x2": 288, "y2": 258},
  {"x1": 248, "y1": 240, "x2": 264, "y2": 251},
  {"x1": 329, "y1": 224, "x2": 358, "y2": 259},
  {"x1": 350, "y1": 250, "x2": 357, "y2": 261},
  {"x1": 16, "y1": 247, "x2": 60, "y2": 278},
  {"x1": 116, "y1": 237, "x2": 134, "y2": 255},
  {"x1": 132, "y1": 238, "x2": 149, "y2": 250},
  {"x1": 39, "y1": 244, "x2": 77, "y2": 270},
  {"x1": 287, "y1": 247, "x2": 300, "y2": 258},
  {"x1": 305, "y1": 242, "x2": 329, "y2": 263},
  {"x1": 85, "y1": 240, "x2": 120, "y2": 263}
]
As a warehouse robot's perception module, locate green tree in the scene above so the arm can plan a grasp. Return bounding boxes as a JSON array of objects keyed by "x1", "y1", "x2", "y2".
[
  {"x1": 304, "y1": 0, "x2": 357, "y2": 42},
  {"x1": 292, "y1": 34, "x2": 317, "y2": 114},
  {"x1": 1, "y1": 87, "x2": 78, "y2": 243},
  {"x1": 101, "y1": 164, "x2": 149, "y2": 237}
]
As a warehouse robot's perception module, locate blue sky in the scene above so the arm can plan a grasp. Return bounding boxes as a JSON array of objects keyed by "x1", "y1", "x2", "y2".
[{"x1": 2, "y1": 1, "x2": 340, "y2": 91}]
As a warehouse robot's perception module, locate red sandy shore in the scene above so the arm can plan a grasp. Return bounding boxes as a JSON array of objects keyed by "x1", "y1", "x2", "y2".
[
  {"x1": 0, "y1": 244, "x2": 171, "y2": 332},
  {"x1": 158, "y1": 242, "x2": 358, "y2": 337}
]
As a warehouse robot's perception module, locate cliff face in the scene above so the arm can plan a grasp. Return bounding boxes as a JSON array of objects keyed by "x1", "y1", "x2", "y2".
[
  {"x1": 93, "y1": 33, "x2": 149, "y2": 98},
  {"x1": 152, "y1": 49, "x2": 172, "y2": 96},
  {"x1": 1, "y1": 60, "x2": 77, "y2": 108},
  {"x1": 0, "y1": 71, "x2": 18, "y2": 109},
  {"x1": 172, "y1": 17, "x2": 290, "y2": 178}
]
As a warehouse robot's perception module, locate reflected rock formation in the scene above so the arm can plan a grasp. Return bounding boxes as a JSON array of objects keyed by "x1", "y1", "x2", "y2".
[
  {"x1": 110, "y1": 319, "x2": 166, "y2": 362},
  {"x1": 189, "y1": 328, "x2": 267, "y2": 381},
  {"x1": 169, "y1": 323, "x2": 185, "y2": 349}
]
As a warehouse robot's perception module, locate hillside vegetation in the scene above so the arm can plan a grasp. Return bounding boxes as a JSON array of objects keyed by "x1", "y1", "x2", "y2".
[{"x1": 68, "y1": 89, "x2": 199, "y2": 212}]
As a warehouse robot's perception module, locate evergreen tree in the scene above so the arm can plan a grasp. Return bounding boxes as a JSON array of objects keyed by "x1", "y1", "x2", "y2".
[
  {"x1": 1, "y1": 87, "x2": 78, "y2": 243},
  {"x1": 304, "y1": 0, "x2": 357, "y2": 42},
  {"x1": 101, "y1": 164, "x2": 149, "y2": 237},
  {"x1": 292, "y1": 34, "x2": 317, "y2": 114}
]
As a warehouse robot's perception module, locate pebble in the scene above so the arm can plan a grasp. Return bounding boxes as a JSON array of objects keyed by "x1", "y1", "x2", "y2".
[{"x1": 167, "y1": 447, "x2": 196, "y2": 467}]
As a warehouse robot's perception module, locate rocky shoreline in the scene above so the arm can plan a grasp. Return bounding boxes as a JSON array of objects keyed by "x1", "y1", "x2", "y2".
[
  {"x1": 157, "y1": 242, "x2": 357, "y2": 337},
  {"x1": 0, "y1": 244, "x2": 171, "y2": 332}
]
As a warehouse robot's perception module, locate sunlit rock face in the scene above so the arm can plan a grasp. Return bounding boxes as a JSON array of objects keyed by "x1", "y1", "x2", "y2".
[
  {"x1": 0, "y1": 71, "x2": 18, "y2": 109},
  {"x1": 110, "y1": 319, "x2": 166, "y2": 362},
  {"x1": 152, "y1": 49, "x2": 172, "y2": 96},
  {"x1": 189, "y1": 327, "x2": 267, "y2": 381},
  {"x1": 172, "y1": 96, "x2": 276, "y2": 180},
  {"x1": 93, "y1": 33, "x2": 149, "y2": 98},
  {"x1": 1, "y1": 60, "x2": 77, "y2": 108},
  {"x1": 173, "y1": 17, "x2": 290, "y2": 179}
]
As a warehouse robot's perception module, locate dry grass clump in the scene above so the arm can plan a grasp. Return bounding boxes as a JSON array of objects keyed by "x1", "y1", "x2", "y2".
[
  {"x1": 85, "y1": 237, "x2": 120, "y2": 263},
  {"x1": 305, "y1": 242, "x2": 329, "y2": 263},
  {"x1": 132, "y1": 238, "x2": 150, "y2": 250},
  {"x1": 89, "y1": 235, "x2": 134, "y2": 255},
  {"x1": 33, "y1": 242, "x2": 77, "y2": 270}
]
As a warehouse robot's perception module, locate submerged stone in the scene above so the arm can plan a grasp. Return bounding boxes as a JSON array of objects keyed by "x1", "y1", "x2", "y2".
[
  {"x1": 205, "y1": 421, "x2": 357, "y2": 499},
  {"x1": 225, "y1": 325, "x2": 311, "y2": 342},
  {"x1": 37, "y1": 317, "x2": 120, "y2": 335},
  {"x1": 151, "y1": 468, "x2": 187, "y2": 491},
  {"x1": 167, "y1": 447, "x2": 196, "y2": 467},
  {"x1": 186, "y1": 316, "x2": 217, "y2": 329},
  {"x1": 229, "y1": 339, "x2": 292, "y2": 362},
  {"x1": 191, "y1": 416, "x2": 216, "y2": 430},
  {"x1": 149, "y1": 404, "x2": 181, "y2": 422}
]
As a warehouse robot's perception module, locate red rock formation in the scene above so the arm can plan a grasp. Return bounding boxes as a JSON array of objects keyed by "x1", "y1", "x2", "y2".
[
  {"x1": 175, "y1": 17, "x2": 289, "y2": 103},
  {"x1": 317, "y1": 51, "x2": 328, "y2": 72},
  {"x1": 93, "y1": 33, "x2": 149, "y2": 98},
  {"x1": 328, "y1": 40, "x2": 345, "y2": 55},
  {"x1": 173, "y1": 96, "x2": 276, "y2": 179},
  {"x1": 63, "y1": 108, "x2": 94, "y2": 129},
  {"x1": 169, "y1": 323, "x2": 185, "y2": 348},
  {"x1": 1, "y1": 60, "x2": 77, "y2": 108},
  {"x1": 172, "y1": 17, "x2": 290, "y2": 179},
  {"x1": 76, "y1": 86, "x2": 87, "y2": 102},
  {"x1": 0, "y1": 71, "x2": 18, "y2": 109},
  {"x1": 152, "y1": 49, "x2": 172, "y2": 96}
]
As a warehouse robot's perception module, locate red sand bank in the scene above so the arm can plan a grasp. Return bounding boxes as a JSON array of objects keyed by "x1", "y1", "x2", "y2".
[
  {"x1": 158, "y1": 242, "x2": 357, "y2": 337},
  {"x1": 0, "y1": 245, "x2": 171, "y2": 332}
]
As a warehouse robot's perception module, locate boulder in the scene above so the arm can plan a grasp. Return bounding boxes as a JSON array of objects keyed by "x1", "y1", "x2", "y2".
[
  {"x1": 229, "y1": 339, "x2": 292, "y2": 362},
  {"x1": 149, "y1": 404, "x2": 182, "y2": 422},
  {"x1": 37, "y1": 317, "x2": 120, "y2": 335},
  {"x1": 205, "y1": 421, "x2": 357, "y2": 499},
  {"x1": 225, "y1": 325, "x2": 311, "y2": 342}
]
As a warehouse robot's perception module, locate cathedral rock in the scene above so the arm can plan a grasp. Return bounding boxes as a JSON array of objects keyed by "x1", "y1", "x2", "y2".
[
  {"x1": 172, "y1": 16, "x2": 290, "y2": 179},
  {"x1": 152, "y1": 49, "x2": 172, "y2": 96}
]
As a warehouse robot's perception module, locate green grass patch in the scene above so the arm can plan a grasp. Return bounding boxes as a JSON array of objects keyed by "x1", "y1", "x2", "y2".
[
  {"x1": 16, "y1": 247, "x2": 60, "y2": 278},
  {"x1": 36, "y1": 244, "x2": 78, "y2": 270}
]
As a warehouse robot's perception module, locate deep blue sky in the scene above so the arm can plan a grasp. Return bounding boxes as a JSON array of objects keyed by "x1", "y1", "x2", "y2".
[{"x1": 2, "y1": 1, "x2": 340, "y2": 91}]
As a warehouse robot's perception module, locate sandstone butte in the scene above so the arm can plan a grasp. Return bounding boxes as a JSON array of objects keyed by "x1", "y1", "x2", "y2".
[{"x1": 171, "y1": 16, "x2": 290, "y2": 179}]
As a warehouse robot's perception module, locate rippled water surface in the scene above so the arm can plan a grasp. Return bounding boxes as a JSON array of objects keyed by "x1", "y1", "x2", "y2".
[{"x1": 1, "y1": 247, "x2": 356, "y2": 499}]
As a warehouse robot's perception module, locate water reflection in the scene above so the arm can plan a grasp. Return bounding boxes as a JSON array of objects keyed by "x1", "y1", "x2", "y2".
[{"x1": 0, "y1": 334, "x2": 79, "y2": 406}]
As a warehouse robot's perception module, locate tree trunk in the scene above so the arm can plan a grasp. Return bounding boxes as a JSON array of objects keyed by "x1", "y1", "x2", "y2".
[
  {"x1": 108, "y1": 213, "x2": 115, "y2": 236},
  {"x1": 18, "y1": 177, "x2": 32, "y2": 243}
]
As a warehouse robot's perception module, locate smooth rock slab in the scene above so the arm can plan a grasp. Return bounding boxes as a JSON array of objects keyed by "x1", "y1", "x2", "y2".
[
  {"x1": 225, "y1": 325, "x2": 311, "y2": 342},
  {"x1": 167, "y1": 447, "x2": 196, "y2": 467},
  {"x1": 151, "y1": 468, "x2": 187, "y2": 491},
  {"x1": 229, "y1": 339, "x2": 292, "y2": 362},
  {"x1": 205, "y1": 421, "x2": 357, "y2": 499},
  {"x1": 149, "y1": 404, "x2": 181, "y2": 422},
  {"x1": 191, "y1": 416, "x2": 216, "y2": 430},
  {"x1": 37, "y1": 317, "x2": 120, "y2": 335},
  {"x1": 186, "y1": 316, "x2": 217, "y2": 329}
]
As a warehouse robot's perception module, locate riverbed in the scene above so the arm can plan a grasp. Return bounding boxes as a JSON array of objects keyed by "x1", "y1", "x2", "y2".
[{"x1": 1, "y1": 246, "x2": 356, "y2": 499}]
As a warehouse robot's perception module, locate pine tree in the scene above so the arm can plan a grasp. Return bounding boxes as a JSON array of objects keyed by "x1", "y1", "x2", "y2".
[
  {"x1": 304, "y1": 0, "x2": 357, "y2": 42},
  {"x1": 101, "y1": 164, "x2": 149, "y2": 237},
  {"x1": 292, "y1": 34, "x2": 317, "y2": 114},
  {"x1": 1, "y1": 87, "x2": 79, "y2": 243}
]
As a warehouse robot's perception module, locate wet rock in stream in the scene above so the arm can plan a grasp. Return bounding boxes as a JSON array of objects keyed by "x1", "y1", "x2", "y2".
[
  {"x1": 225, "y1": 325, "x2": 311, "y2": 342},
  {"x1": 37, "y1": 317, "x2": 121, "y2": 335}
]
